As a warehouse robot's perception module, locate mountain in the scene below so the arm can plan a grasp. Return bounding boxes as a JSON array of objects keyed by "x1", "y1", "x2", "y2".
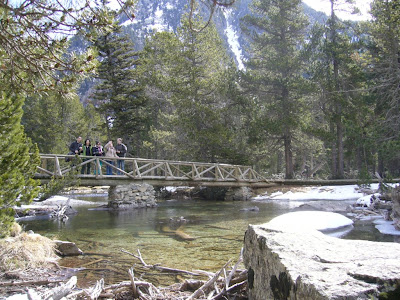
[
  {"x1": 73, "y1": 0, "x2": 328, "y2": 102},
  {"x1": 118, "y1": 0, "x2": 328, "y2": 69}
]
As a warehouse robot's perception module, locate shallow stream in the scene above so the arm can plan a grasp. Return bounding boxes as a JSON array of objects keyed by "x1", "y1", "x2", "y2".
[{"x1": 18, "y1": 194, "x2": 399, "y2": 287}]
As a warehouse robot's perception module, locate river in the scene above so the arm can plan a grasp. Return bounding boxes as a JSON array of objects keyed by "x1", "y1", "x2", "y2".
[{"x1": 17, "y1": 193, "x2": 398, "y2": 287}]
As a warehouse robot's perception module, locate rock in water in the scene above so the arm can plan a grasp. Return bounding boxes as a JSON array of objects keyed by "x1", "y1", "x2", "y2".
[
  {"x1": 244, "y1": 217, "x2": 400, "y2": 299},
  {"x1": 55, "y1": 240, "x2": 83, "y2": 256}
]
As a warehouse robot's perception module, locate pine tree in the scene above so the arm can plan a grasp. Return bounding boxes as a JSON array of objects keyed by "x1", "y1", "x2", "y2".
[
  {"x1": 369, "y1": 0, "x2": 400, "y2": 176},
  {"x1": 92, "y1": 25, "x2": 148, "y2": 152},
  {"x1": 309, "y1": 0, "x2": 368, "y2": 179},
  {"x1": 22, "y1": 92, "x2": 105, "y2": 154},
  {"x1": 169, "y1": 16, "x2": 241, "y2": 162},
  {"x1": 0, "y1": 93, "x2": 40, "y2": 237},
  {"x1": 241, "y1": 0, "x2": 309, "y2": 179}
]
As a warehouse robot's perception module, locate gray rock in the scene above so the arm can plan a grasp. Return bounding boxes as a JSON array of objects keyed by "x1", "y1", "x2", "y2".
[
  {"x1": 244, "y1": 222, "x2": 400, "y2": 299},
  {"x1": 55, "y1": 240, "x2": 83, "y2": 256},
  {"x1": 391, "y1": 186, "x2": 400, "y2": 230},
  {"x1": 240, "y1": 206, "x2": 259, "y2": 212}
]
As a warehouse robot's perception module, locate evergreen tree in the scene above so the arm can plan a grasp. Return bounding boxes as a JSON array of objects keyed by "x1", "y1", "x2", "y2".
[
  {"x1": 22, "y1": 92, "x2": 105, "y2": 154},
  {"x1": 241, "y1": 0, "x2": 309, "y2": 179},
  {"x1": 141, "y1": 18, "x2": 247, "y2": 164},
  {"x1": 0, "y1": 93, "x2": 40, "y2": 237},
  {"x1": 368, "y1": 0, "x2": 400, "y2": 176},
  {"x1": 140, "y1": 32, "x2": 180, "y2": 159},
  {"x1": 309, "y1": 0, "x2": 370, "y2": 179},
  {"x1": 91, "y1": 25, "x2": 148, "y2": 153},
  {"x1": 169, "y1": 16, "x2": 242, "y2": 162}
]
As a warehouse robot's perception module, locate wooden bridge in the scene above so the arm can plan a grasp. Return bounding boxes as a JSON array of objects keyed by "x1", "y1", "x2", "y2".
[{"x1": 34, "y1": 154, "x2": 271, "y2": 187}]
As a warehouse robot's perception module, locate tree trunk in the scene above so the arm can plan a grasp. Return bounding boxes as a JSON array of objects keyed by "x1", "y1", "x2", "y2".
[
  {"x1": 330, "y1": 121, "x2": 337, "y2": 178},
  {"x1": 330, "y1": 0, "x2": 344, "y2": 179},
  {"x1": 336, "y1": 108, "x2": 344, "y2": 178},
  {"x1": 284, "y1": 132, "x2": 294, "y2": 179}
]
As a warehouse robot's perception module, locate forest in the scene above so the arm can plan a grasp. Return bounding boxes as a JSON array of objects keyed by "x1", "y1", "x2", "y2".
[{"x1": 1, "y1": 0, "x2": 400, "y2": 235}]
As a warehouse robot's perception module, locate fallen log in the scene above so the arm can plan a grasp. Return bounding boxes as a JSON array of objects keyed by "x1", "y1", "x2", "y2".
[{"x1": 0, "y1": 279, "x2": 65, "y2": 287}]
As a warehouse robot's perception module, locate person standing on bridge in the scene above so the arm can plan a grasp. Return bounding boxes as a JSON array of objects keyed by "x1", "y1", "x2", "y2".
[
  {"x1": 69, "y1": 136, "x2": 82, "y2": 155},
  {"x1": 104, "y1": 141, "x2": 118, "y2": 175},
  {"x1": 92, "y1": 141, "x2": 104, "y2": 175},
  {"x1": 81, "y1": 139, "x2": 93, "y2": 174},
  {"x1": 116, "y1": 138, "x2": 127, "y2": 175}
]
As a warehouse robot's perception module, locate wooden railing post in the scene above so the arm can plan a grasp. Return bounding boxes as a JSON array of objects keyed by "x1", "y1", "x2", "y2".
[
  {"x1": 96, "y1": 157, "x2": 102, "y2": 177},
  {"x1": 55, "y1": 156, "x2": 62, "y2": 177}
]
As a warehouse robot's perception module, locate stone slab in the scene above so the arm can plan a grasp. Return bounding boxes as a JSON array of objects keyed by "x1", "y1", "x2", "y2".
[{"x1": 244, "y1": 222, "x2": 400, "y2": 299}]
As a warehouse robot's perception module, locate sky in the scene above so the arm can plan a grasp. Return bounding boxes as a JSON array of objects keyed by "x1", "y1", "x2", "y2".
[{"x1": 303, "y1": 0, "x2": 372, "y2": 21}]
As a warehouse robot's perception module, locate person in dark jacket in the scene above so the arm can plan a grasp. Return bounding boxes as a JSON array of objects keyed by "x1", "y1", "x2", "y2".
[
  {"x1": 69, "y1": 136, "x2": 82, "y2": 155},
  {"x1": 81, "y1": 139, "x2": 93, "y2": 174},
  {"x1": 115, "y1": 138, "x2": 127, "y2": 175},
  {"x1": 92, "y1": 141, "x2": 104, "y2": 175}
]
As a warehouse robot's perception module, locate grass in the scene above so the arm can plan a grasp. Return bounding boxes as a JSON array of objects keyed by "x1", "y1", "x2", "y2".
[{"x1": 0, "y1": 230, "x2": 58, "y2": 272}]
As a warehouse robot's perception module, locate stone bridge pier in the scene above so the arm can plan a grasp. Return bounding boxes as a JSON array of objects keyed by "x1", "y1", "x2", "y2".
[{"x1": 108, "y1": 183, "x2": 157, "y2": 209}]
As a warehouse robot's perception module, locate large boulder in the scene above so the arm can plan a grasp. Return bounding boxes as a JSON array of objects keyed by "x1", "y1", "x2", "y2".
[
  {"x1": 391, "y1": 186, "x2": 400, "y2": 230},
  {"x1": 243, "y1": 214, "x2": 400, "y2": 300}
]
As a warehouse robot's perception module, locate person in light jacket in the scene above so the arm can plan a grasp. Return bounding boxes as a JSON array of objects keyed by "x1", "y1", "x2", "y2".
[{"x1": 104, "y1": 141, "x2": 118, "y2": 175}]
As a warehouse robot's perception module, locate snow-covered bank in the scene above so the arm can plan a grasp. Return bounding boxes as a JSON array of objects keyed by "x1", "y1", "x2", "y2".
[
  {"x1": 34, "y1": 195, "x2": 101, "y2": 207},
  {"x1": 253, "y1": 184, "x2": 378, "y2": 201},
  {"x1": 266, "y1": 211, "x2": 354, "y2": 238},
  {"x1": 253, "y1": 183, "x2": 400, "y2": 237}
]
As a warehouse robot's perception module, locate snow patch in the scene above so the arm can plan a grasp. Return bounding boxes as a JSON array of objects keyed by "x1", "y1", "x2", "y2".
[
  {"x1": 223, "y1": 9, "x2": 244, "y2": 70},
  {"x1": 146, "y1": 6, "x2": 168, "y2": 32},
  {"x1": 374, "y1": 219, "x2": 400, "y2": 236},
  {"x1": 30, "y1": 195, "x2": 98, "y2": 207},
  {"x1": 254, "y1": 185, "x2": 378, "y2": 201},
  {"x1": 266, "y1": 211, "x2": 354, "y2": 235},
  {"x1": 356, "y1": 193, "x2": 380, "y2": 207}
]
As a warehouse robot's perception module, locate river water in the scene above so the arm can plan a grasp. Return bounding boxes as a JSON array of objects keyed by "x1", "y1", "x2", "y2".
[{"x1": 18, "y1": 194, "x2": 398, "y2": 287}]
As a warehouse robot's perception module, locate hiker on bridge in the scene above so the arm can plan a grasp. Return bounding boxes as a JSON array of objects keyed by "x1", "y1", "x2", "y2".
[
  {"x1": 116, "y1": 138, "x2": 127, "y2": 175},
  {"x1": 81, "y1": 139, "x2": 93, "y2": 174},
  {"x1": 69, "y1": 136, "x2": 82, "y2": 155},
  {"x1": 92, "y1": 141, "x2": 104, "y2": 175},
  {"x1": 104, "y1": 141, "x2": 118, "y2": 175}
]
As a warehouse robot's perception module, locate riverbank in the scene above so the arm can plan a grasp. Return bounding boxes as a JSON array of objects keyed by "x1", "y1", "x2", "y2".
[{"x1": 0, "y1": 233, "x2": 247, "y2": 299}]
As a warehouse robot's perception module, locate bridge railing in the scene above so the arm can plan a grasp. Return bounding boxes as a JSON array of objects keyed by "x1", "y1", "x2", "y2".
[{"x1": 35, "y1": 154, "x2": 265, "y2": 182}]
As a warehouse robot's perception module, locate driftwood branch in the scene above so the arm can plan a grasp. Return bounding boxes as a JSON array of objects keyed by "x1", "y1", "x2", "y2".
[
  {"x1": 129, "y1": 268, "x2": 140, "y2": 299},
  {"x1": 121, "y1": 248, "x2": 201, "y2": 276},
  {"x1": 12, "y1": 248, "x2": 248, "y2": 300},
  {"x1": 187, "y1": 260, "x2": 232, "y2": 300},
  {"x1": 42, "y1": 276, "x2": 77, "y2": 300},
  {"x1": 85, "y1": 278, "x2": 104, "y2": 299},
  {"x1": 0, "y1": 279, "x2": 65, "y2": 287}
]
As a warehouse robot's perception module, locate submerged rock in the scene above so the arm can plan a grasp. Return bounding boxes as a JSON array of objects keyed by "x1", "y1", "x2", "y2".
[
  {"x1": 240, "y1": 206, "x2": 259, "y2": 212},
  {"x1": 54, "y1": 240, "x2": 83, "y2": 256},
  {"x1": 243, "y1": 217, "x2": 400, "y2": 299}
]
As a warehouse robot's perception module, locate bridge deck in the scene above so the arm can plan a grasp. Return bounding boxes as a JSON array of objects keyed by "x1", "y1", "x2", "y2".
[
  {"x1": 35, "y1": 154, "x2": 397, "y2": 188},
  {"x1": 35, "y1": 154, "x2": 268, "y2": 187}
]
